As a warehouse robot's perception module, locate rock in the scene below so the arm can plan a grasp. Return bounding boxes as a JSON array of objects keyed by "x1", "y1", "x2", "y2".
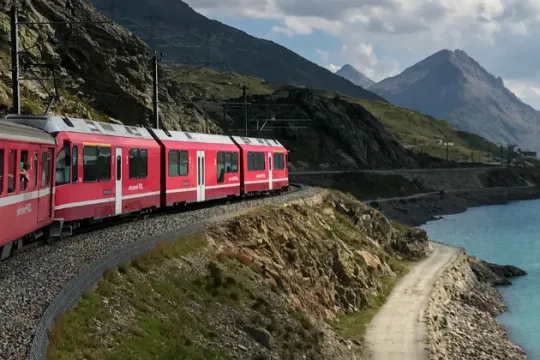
[
  {"x1": 427, "y1": 252, "x2": 527, "y2": 360},
  {"x1": 243, "y1": 326, "x2": 272, "y2": 349}
]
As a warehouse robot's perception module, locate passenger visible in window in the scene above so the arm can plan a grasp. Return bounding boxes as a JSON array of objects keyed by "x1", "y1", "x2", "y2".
[
  {"x1": 20, "y1": 162, "x2": 30, "y2": 190},
  {"x1": 226, "y1": 166, "x2": 231, "y2": 173},
  {"x1": 218, "y1": 168, "x2": 225, "y2": 183}
]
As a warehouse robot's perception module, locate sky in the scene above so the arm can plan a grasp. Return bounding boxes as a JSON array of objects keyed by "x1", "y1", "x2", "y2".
[{"x1": 185, "y1": 0, "x2": 540, "y2": 110}]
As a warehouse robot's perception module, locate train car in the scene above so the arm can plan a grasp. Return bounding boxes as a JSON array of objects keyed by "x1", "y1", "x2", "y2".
[
  {"x1": 149, "y1": 129, "x2": 241, "y2": 205},
  {"x1": 0, "y1": 121, "x2": 56, "y2": 259},
  {"x1": 5, "y1": 115, "x2": 161, "y2": 236},
  {"x1": 231, "y1": 136, "x2": 289, "y2": 194}
]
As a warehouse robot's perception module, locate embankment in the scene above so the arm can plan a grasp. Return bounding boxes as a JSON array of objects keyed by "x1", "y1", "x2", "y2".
[
  {"x1": 427, "y1": 248, "x2": 527, "y2": 360},
  {"x1": 46, "y1": 190, "x2": 430, "y2": 360}
]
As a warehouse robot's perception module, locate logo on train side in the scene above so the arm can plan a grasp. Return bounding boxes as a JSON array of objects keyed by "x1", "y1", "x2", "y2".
[
  {"x1": 255, "y1": 174, "x2": 266, "y2": 179},
  {"x1": 16, "y1": 203, "x2": 32, "y2": 216},
  {"x1": 128, "y1": 183, "x2": 143, "y2": 191},
  {"x1": 228, "y1": 176, "x2": 239, "y2": 181}
]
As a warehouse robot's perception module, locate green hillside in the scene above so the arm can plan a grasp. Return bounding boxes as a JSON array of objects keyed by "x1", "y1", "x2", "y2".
[{"x1": 166, "y1": 66, "x2": 504, "y2": 164}]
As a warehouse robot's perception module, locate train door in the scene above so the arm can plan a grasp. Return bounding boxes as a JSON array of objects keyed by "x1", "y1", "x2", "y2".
[
  {"x1": 37, "y1": 147, "x2": 53, "y2": 223},
  {"x1": 115, "y1": 147, "x2": 122, "y2": 215},
  {"x1": 268, "y1": 152, "x2": 273, "y2": 190},
  {"x1": 196, "y1": 150, "x2": 205, "y2": 202}
]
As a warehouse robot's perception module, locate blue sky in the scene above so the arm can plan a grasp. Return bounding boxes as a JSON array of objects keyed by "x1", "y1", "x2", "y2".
[
  {"x1": 212, "y1": 17, "x2": 343, "y2": 67},
  {"x1": 189, "y1": 0, "x2": 540, "y2": 110}
]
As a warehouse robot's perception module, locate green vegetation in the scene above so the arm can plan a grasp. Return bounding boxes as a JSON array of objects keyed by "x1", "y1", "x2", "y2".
[
  {"x1": 355, "y1": 100, "x2": 502, "y2": 163},
  {"x1": 164, "y1": 66, "x2": 276, "y2": 101},
  {"x1": 166, "y1": 66, "x2": 508, "y2": 164}
]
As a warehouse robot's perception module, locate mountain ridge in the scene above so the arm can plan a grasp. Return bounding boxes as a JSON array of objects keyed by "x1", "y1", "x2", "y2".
[
  {"x1": 369, "y1": 49, "x2": 540, "y2": 151},
  {"x1": 336, "y1": 64, "x2": 375, "y2": 88},
  {"x1": 90, "y1": 0, "x2": 386, "y2": 103}
]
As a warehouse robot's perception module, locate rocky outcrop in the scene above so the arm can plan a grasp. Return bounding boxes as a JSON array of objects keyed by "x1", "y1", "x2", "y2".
[
  {"x1": 427, "y1": 249, "x2": 527, "y2": 360},
  {"x1": 207, "y1": 192, "x2": 430, "y2": 320},
  {"x1": 222, "y1": 88, "x2": 436, "y2": 169},
  {"x1": 0, "y1": 0, "x2": 212, "y2": 131}
]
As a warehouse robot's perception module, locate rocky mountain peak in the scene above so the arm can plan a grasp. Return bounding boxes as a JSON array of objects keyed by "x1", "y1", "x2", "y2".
[
  {"x1": 369, "y1": 49, "x2": 540, "y2": 150},
  {"x1": 336, "y1": 64, "x2": 375, "y2": 89}
]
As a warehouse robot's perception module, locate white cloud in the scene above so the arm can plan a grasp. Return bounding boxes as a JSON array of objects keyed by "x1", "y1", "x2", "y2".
[
  {"x1": 187, "y1": 0, "x2": 540, "y2": 105},
  {"x1": 505, "y1": 79, "x2": 540, "y2": 110}
]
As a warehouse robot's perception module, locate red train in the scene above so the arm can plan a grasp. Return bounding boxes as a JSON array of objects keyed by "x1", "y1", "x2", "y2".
[{"x1": 0, "y1": 115, "x2": 289, "y2": 260}]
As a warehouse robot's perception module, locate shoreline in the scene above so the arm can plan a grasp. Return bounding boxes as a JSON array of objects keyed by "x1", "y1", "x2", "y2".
[
  {"x1": 373, "y1": 185, "x2": 540, "y2": 227},
  {"x1": 374, "y1": 185, "x2": 535, "y2": 359}
]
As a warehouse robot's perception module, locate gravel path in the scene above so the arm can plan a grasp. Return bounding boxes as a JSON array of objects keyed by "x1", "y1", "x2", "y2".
[
  {"x1": 364, "y1": 242, "x2": 458, "y2": 360},
  {"x1": 0, "y1": 186, "x2": 320, "y2": 360}
]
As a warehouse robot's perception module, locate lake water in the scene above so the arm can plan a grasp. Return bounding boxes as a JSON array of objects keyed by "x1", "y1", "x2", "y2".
[{"x1": 421, "y1": 199, "x2": 540, "y2": 359}]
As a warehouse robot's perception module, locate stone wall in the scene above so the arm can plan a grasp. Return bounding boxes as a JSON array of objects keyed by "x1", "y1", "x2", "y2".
[
  {"x1": 394, "y1": 169, "x2": 488, "y2": 191},
  {"x1": 426, "y1": 248, "x2": 526, "y2": 360}
]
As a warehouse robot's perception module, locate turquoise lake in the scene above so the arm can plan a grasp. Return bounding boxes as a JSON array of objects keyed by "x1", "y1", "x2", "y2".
[{"x1": 421, "y1": 199, "x2": 540, "y2": 359}]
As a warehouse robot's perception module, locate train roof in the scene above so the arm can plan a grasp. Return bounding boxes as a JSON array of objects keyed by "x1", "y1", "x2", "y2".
[
  {"x1": 5, "y1": 115, "x2": 155, "y2": 140},
  {"x1": 231, "y1": 135, "x2": 285, "y2": 148},
  {"x1": 0, "y1": 120, "x2": 56, "y2": 145},
  {"x1": 152, "y1": 129, "x2": 235, "y2": 145}
]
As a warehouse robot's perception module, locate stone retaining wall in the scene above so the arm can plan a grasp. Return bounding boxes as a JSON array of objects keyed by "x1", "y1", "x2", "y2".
[{"x1": 426, "y1": 250, "x2": 526, "y2": 360}]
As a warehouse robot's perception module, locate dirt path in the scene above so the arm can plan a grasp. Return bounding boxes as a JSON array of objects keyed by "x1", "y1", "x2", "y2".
[{"x1": 365, "y1": 242, "x2": 458, "y2": 360}]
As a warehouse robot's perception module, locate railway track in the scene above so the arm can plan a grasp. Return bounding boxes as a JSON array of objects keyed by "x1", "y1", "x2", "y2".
[{"x1": 0, "y1": 183, "x2": 314, "y2": 360}]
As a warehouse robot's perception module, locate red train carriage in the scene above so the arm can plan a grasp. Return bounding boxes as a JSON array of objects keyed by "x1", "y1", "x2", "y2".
[
  {"x1": 0, "y1": 121, "x2": 56, "y2": 259},
  {"x1": 6, "y1": 115, "x2": 161, "y2": 236},
  {"x1": 150, "y1": 129, "x2": 241, "y2": 205},
  {"x1": 231, "y1": 136, "x2": 289, "y2": 194}
]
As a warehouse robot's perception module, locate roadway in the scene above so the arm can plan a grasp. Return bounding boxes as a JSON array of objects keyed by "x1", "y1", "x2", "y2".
[{"x1": 364, "y1": 243, "x2": 459, "y2": 360}]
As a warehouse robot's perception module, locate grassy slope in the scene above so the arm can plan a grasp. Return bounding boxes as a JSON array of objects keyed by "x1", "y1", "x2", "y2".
[
  {"x1": 47, "y1": 194, "x2": 425, "y2": 360},
  {"x1": 167, "y1": 66, "x2": 504, "y2": 163}
]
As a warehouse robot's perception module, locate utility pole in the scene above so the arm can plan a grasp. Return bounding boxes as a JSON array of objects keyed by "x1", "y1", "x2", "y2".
[
  {"x1": 242, "y1": 84, "x2": 248, "y2": 136},
  {"x1": 10, "y1": 6, "x2": 20, "y2": 114},
  {"x1": 152, "y1": 50, "x2": 162, "y2": 129},
  {"x1": 446, "y1": 141, "x2": 449, "y2": 162}
]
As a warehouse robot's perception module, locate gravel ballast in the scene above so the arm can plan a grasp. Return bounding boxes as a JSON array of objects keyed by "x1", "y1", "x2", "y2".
[{"x1": 0, "y1": 186, "x2": 320, "y2": 360}]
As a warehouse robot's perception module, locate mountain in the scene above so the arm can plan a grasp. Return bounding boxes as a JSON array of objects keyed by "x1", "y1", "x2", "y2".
[
  {"x1": 336, "y1": 64, "x2": 375, "y2": 88},
  {"x1": 369, "y1": 49, "x2": 540, "y2": 151},
  {"x1": 89, "y1": 0, "x2": 385, "y2": 102}
]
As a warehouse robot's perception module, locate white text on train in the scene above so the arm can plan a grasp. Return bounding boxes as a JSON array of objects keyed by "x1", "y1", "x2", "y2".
[
  {"x1": 16, "y1": 203, "x2": 32, "y2": 216},
  {"x1": 128, "y1": 184, "x2": 143, "y2": 191}
]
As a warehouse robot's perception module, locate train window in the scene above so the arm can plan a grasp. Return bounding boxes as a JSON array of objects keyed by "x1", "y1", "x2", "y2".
[
  {"x1": 224, "y1": 152, "x2": 232, "y2": 173},
  {"x1": 217, "y1": 152, "x2": 225, "y2": 183},
  {"x1": 256, "y1": 152, "x2": 265, "y2": 171},
  {"x1": 0, "y1": 149, "x2": 3, "y2": 194},
  {"x1": 129, "y1": 148, "x2": 148, "y2": 179},
  {"x1": 168, "y1": 150, "x2": 188, "y2": 176},
  {"x1": 7, "y1": 149, "x2": 16, "y2": 193},
  {"x1": 179, "y1": 151, "x2": 188, "y2": 176},
  {"x1": 55, "y1": 146, "x2": 70, "y2": 186},
  {"x1": 20, "y1": 150, "x2": 28, "y2": 191},
  {"x1": 98, "y1": 147, "x2": 111, "y2": 181},
  {"x1": 83, "y1": 146, "x2": 111, "y2": 182},
  {"x1": 72, "y1": 146, "x2": 78, "y2": 183},
  {"x1": 33, "y1": 152, "x2": 38, "y2": 188},
  {"x1": 168, "y1": 150, "x2": 179, "y2": 176},
  {"x1": 247, "y1": 152, "x2": 252, "y2": 171},
  {"x1": 217, "y1": 151, "x2": 238, "y2": 183},
  {"x1": 231, "y1": 152, "x2": 238, "y2": 172},
  {"x1": 273, "y1": 153, "x2": 285, "y2": 170},
  {"x1": 41, "y1": 151, "x2": 51, "y2": 187},
  {"x1": 247, "y1": 151, "x2": 266, "y2": 171}
]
